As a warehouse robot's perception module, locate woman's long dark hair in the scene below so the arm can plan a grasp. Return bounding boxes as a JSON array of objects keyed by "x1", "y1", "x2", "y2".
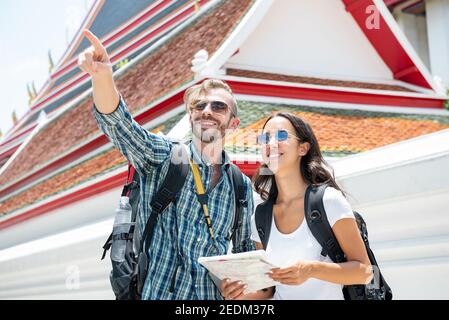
[{"x1": 253, "y1": 112, "x2": 344, "y2": 201}]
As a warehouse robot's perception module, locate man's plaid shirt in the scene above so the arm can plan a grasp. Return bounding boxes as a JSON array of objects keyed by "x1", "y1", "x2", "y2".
[{"x1": 94, "y1": 98, "x2": 255, "y2": 300}]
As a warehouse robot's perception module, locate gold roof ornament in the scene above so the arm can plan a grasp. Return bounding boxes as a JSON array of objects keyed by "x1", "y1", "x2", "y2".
[
  {"x1": 193, "y1": 0, "x2": 200, "y2": 12},
  {"x1": 12, "y1": 110, "x2": 18, "y2": 126},
  {"x1": 27, "y1": 83, "x2": 34, "y2": 106},
  {"x1": 48, "y1": 49, "x2": 55, "y2": 74},
  {"x1": 31, "y1": 81, "x2": 38, "y2": 97},
  {"x1": 27, "y1": 82, "x2": 38, "y2": 106}
]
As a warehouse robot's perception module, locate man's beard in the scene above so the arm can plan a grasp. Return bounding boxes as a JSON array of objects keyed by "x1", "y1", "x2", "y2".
[{"x1": 191, "y1": 116, "x2": 230, "y2": 144}]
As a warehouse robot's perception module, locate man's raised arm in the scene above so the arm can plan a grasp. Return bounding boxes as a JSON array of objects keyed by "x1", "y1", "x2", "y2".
[
  {"x1": 76, "y1": 29, "x2": 172, "y2": 173},
  {"x1": 78, "y1": 29, "x2": 119, "y2": 114}
]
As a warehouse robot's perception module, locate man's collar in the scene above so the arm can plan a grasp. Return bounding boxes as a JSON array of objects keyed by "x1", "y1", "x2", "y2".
[{"x1": 188, "y1": 141, "x2": 231, "y2": 168}]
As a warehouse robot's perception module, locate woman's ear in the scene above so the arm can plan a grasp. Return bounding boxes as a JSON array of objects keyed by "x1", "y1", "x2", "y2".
[{"x1": 298, "y1": 142, "x2": 310, "y2": 156}]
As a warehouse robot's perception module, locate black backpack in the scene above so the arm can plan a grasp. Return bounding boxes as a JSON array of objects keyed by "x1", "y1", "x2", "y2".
[
  {"x1": 255, "y1": 184, "x2": 393, "y2": 300},
  {"x1": 101, "y1": 143, "x2": 248, "y2": 300}
]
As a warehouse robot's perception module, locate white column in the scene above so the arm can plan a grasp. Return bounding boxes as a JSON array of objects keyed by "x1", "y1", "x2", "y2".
[
  {"x1": 395, "y1": 11, "x2": 430, "y2": 69},
  {"x1": 426, "y1": 0, "x2": 449, "y2": 89}
]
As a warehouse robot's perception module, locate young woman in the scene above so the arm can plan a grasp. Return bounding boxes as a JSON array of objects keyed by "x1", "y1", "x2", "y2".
[{"x1": 220, "y1": 112, "x2": 372, "y2": 300}]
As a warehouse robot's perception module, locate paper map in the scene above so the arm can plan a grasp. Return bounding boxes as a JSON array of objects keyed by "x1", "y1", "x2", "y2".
[{"x1": 198, "y1": 250, "x2": 279, "y2": 294}]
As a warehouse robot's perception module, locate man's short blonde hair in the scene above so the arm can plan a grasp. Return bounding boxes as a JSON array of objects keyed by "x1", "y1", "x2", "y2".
[{"x1": 183, "y1": 79, "x2": 238, "y2": 117}]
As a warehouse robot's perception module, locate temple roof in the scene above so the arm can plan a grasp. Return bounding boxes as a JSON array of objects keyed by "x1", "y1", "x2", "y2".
[
  {"x1": 0, "y1": 0, "x2": 254, "y2": 187},
  {"x1": 2, "y1": 99, "x2": 448, "y2": 217},
  {"x1": 2, "y1": 0, "x2": 449, "y2": 226}
]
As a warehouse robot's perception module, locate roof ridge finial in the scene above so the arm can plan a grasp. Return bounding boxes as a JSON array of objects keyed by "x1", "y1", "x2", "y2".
[
  {"x1": 12, "y1": 110, "x2": 18, "y2": 126},
  {"x1": 193, "y1": 0, "x2": 200, "y2": 13},
  {"x1": 191, "y1": 49, "x2": 209, "y2": 75}
]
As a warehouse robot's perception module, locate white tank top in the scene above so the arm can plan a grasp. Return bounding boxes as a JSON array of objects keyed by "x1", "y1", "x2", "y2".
[{"x1": 251, "y1": 187, "x2": 355, "y2": 300}]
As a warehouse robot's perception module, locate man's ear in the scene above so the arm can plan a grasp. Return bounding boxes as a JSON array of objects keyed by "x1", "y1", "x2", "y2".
[
  {"x1": 228, "y1": 117, "x2": 240, "y2": 131},
  {"x1": 298, "y1": 142, "x2": 310, "y2": 156}
]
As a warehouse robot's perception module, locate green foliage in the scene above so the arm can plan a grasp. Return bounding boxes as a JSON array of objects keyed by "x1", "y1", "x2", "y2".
[{"x1": 114, "y1": 58, "x2": 129, "y2": 71}]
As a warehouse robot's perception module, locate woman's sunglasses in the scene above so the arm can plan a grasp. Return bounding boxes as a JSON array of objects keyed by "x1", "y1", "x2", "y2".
[
  {"x1": 190, "y1": 100, "x2": 229, "y2": 114},
  {"x1": 257, "y1": 129, "x2": 301, "y2": 145}
]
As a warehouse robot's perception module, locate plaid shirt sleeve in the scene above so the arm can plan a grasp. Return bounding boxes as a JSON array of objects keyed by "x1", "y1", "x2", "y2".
[
  {"x1": 93, "y1": 97, "x2": 172, "y2": 173},
  {"x1": 232, "y1": 175, "x2": 256, "y2": 253}
]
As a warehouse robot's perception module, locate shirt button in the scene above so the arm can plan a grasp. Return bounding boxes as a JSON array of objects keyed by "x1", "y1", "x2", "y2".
[
  {"x1": 199, "y1": 220, "x2": 203, "y2": 224},
  {"x1": 197, "y1": 238, "x2": 201, "y2": 242}
]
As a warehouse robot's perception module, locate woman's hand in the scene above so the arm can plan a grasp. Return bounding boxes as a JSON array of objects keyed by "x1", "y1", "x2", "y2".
[
  {"x1": 219, "y1": 278, "x2": 247, "y2": 300},
  {"x1": 268, "y1": 261, "x2": 314, "y2": 285}
]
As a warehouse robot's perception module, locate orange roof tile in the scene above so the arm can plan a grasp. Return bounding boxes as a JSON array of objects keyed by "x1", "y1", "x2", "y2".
[{"x1": 225, "y1": 102, "x2": 449, "y2": 154}]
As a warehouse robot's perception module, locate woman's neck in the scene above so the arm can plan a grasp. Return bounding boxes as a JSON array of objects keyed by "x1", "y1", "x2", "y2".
[{"x1": 274, "y1": 164, "x2": 309, "y2": 204}]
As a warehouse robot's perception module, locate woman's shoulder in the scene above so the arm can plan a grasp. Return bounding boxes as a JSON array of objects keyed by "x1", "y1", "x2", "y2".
[
  {"x1": 322, "y1": 186, "x2": 346, "y2": 202},
  {"x1": 321, "y1": 186, "x2": 354, "y2": 227}
]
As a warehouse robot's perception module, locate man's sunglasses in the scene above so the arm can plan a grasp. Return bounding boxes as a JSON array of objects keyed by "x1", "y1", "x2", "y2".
[
  {"x1": 190, "y1": 100, "x2": 229, "y2": 114},
  {"x1": 257, "y1": 129, "x2": 301, "y2": 145}
]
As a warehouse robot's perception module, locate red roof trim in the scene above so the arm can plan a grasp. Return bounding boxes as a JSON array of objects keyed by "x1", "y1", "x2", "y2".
[
  {"x1": 342, "y1": 0, "x2": 433, "y2": 89},
  {"x1": 0, "y1": 125, "x2": 35, "y2": 150},
  {"x1": 227, "y1": 80, "x2": 445, "y2": 108},
  {"x1": 383, "y1": 0, "x2": 408, "y2": 7},
  {"x1": 0, "y1": 145, "x2": 19, "y2": 162},
  {"x1": 401, "y1": 0, "x2": 424, "y2": 13}
]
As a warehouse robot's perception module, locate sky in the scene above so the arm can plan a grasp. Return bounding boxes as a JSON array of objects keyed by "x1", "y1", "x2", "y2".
[{"x1": 0, "y1": 0, "x2": 95, "y2": 140}]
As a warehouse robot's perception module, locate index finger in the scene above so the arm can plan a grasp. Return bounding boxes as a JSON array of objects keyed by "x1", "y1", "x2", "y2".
[{"x1": 83, "y1": 29, "x2": 104, "y2": 52}]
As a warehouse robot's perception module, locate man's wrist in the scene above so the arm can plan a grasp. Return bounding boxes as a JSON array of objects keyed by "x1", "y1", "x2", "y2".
[{"x1": 91, "y1": 70, "x2": 114, "y2": 82}]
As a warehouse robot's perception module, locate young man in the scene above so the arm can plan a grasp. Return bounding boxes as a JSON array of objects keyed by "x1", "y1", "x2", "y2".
[{"x1": 78, "y1": 30, "x2": 255, "y2": 300}]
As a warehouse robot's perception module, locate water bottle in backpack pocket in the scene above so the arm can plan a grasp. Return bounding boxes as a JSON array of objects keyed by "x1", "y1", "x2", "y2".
[
  {"x1": 107, "y1": 195, "x2": 140, "y2": 299},
  {"x1": 110, "y1": 196, "x2": 134, "y2": 262}
]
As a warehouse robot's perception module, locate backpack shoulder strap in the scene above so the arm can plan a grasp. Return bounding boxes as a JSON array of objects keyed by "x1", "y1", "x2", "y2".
[
  {"x1": 141, "y1": 143, "x2": 189, "y2": 254},
  {"x1": 228, "y1": 164, "x2": 247, "y2": 248},
  {"x1": 304, "y1": 184, "x2": 346, "y2": 263},
  {"x1": 255, "y1": 199, "x2": 274, "y2": 250}
]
